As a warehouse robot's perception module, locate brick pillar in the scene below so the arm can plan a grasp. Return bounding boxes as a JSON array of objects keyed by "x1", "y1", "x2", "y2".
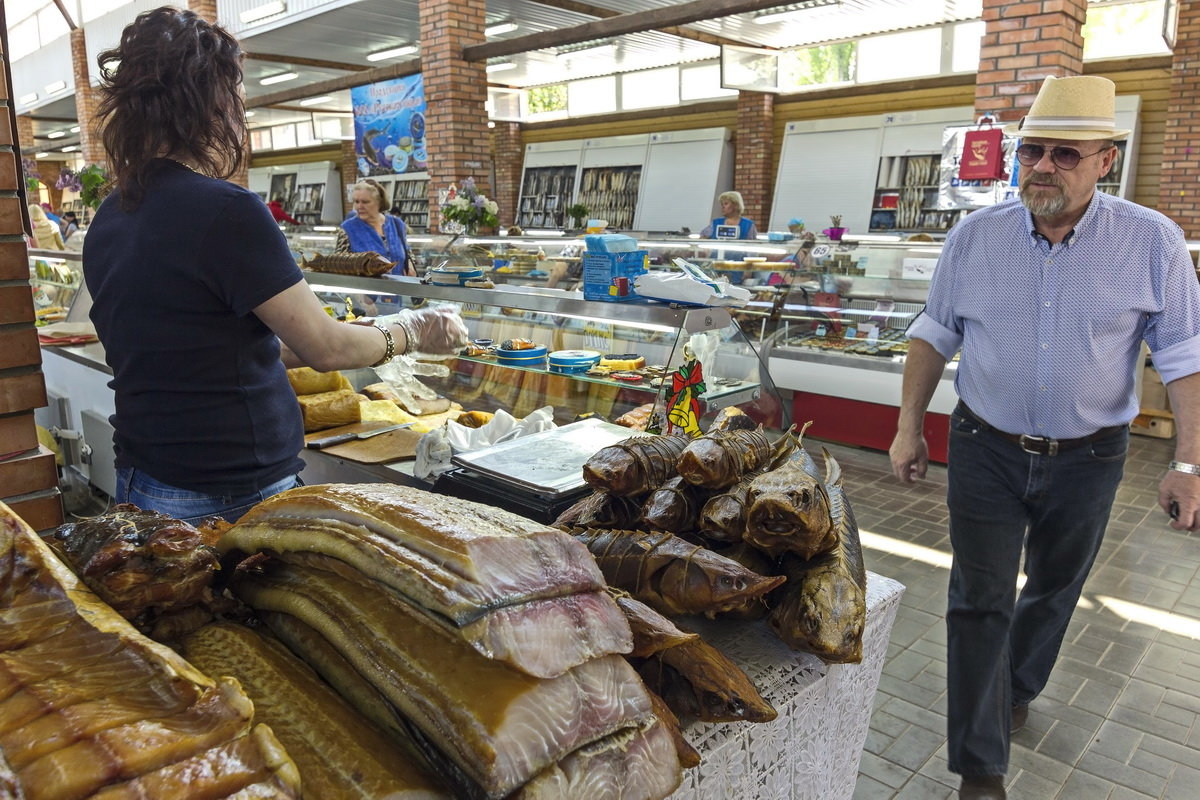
[
  {"x1": 70, "y1": 29, "x2": 104, "y2": 166},
  {"x1": 1161, "y1": 0, "x2": 1200, "y2": 235},
  {"x1": 15, "y1": 115, "x2": 33, "y2": 156},
  {"x1": 490, "y1": 122, "x2": 522, "y2": 228},
  {"x1": 418, "y1": 0, "x2": 491, "y2": 232},
  {"x1": 187, "y1": 0, "x2": 217, "y2": 22},
  {"x1": 0, "y1": 35, "x2": 64, "y2": 530},
  {"x1": 341, "y1": 140, "x2": 358, "y2": 216},
  {"x1": 975, "y1": 0, "x2": 1086, "y2": 123},
  {"x1": 736, "y1": 90, "x2": 774, "y2": 230}
]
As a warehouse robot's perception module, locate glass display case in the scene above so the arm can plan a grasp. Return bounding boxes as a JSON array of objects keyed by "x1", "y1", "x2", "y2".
[
  {"x1": 300, "y1": 272, "x2": 783, "y2": 431},
  {"x1": 28, "y1": 248, "x2": 84, "y2": 321}
]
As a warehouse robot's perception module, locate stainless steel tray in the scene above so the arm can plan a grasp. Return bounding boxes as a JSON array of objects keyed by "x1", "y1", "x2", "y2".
[{"x1": 451, "y1": 418, "x2": 646, "y2": 496}]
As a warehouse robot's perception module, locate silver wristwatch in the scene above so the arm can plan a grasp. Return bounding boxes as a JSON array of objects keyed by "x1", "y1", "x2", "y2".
[{"x1": 1169, "y1": 460, "x2": 1200, "y2": 476}]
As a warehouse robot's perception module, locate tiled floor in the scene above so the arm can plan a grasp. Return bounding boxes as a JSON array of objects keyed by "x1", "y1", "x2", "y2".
[{"x1": 820, "y1": 433, "x2": 1200, "y2": 800}]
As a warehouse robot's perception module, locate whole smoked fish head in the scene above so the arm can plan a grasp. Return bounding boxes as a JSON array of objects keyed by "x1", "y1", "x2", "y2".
[
  {"x1": 676, "y1": 428, "x2": 771, "y2": 490},
  {"x1": 743, "y1": 461, "x2": 835, "y2": 560},
  {"x1": 641, "y1": 477, "x2": 705, "y2": 534},
  {"x1": 582, "y1": 434, "x2": 692, "y2": 497},
  {"x1": 769, "y1": 551, "x2": 866, "y2": 663}
]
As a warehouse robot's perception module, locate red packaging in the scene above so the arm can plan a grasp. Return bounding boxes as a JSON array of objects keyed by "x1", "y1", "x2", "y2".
[{"x1": 960, "y1": 128, "x2": 1006, "y2": 181}]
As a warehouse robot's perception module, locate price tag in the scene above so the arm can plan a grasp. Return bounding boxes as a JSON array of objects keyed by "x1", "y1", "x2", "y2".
[
  {"x1": 844, "y1": 326, "x2": 858, "y2": 340},
  {"x1": 866, "y1": 325, "x2": 880, "y2": 344},
  {"x1": 583, "y1": 321, "x2": 614, "y2": 353},
  {"x1": 815, "y1": 324, "x2": 827, "y2": 337},
  {"x1": 810, "y1": 244, "x2": 832, "y2": 259},
  {"x1": 902, "y1": 258, "x2": 938, "y2": 280}
]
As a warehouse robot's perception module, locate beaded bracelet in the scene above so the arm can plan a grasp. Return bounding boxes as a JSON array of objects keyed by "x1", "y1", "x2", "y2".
[
  {"x1": 370, "y1": 323, "x2": 395, "y2": 367},
  {"x1": 1169, "y1": 460, "x2": 1200, "y2": 476}
]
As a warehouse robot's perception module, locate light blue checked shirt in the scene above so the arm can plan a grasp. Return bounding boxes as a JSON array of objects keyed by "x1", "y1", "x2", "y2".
[{"x1": 908, "y1": 191, "x2": 1200, "y2": 439}]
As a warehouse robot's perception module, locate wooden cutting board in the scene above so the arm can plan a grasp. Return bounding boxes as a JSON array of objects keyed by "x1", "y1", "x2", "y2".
[{"x1": 303, "y1": 422, "x2": 424, "y2": 464}]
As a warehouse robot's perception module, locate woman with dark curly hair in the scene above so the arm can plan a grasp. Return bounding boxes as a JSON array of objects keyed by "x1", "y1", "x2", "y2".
[{"x1": 83, "y1": 7, "x2": 467, "y2": 523}]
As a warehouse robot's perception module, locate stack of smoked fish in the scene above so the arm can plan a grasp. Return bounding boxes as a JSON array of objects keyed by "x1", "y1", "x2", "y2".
[
  {"x1": 217, "y1": 483, "x2": 684, "y2": 800},
  {"x1": 560, "y1": 409, "x2": 868, "y2": 671},
  {"x1": 0, "y1": 503, "x2": 300, "y2": 800}
]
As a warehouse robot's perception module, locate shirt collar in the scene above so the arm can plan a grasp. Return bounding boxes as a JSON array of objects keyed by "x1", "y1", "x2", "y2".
[{"x1": 1025, "y1": 190, "x2": 1105, "y2": 248}]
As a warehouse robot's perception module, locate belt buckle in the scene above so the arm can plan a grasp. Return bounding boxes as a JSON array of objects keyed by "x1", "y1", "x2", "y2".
[{"x1": 1019, "y1": 434, "x2": 1058, "y2": 456}]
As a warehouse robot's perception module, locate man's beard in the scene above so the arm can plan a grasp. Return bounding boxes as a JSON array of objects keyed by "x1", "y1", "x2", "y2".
[{"x1": 1020, "y1": 173, "x2": 1067, "y2": 216}]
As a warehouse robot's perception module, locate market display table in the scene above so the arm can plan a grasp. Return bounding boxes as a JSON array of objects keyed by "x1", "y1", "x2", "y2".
[{"x1": 672, "y1": 572, "x2": 904, "y2": 800}]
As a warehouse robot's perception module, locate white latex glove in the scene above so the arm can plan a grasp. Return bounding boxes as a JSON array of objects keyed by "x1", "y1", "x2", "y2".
[{"x1": 395, "y1": 306, "x2": 470, "y2": 356}]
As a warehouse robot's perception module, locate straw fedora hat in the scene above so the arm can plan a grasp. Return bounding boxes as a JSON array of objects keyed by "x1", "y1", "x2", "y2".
[{"x1": 1003, "y1": 75, "x2": 1130, "y2": 141}]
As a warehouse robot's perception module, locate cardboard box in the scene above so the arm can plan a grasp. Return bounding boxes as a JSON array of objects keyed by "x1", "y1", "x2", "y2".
[
  {"x1": 1141, "y1": 365, "x2": 1170, "y2": 411},
  {"x1": 1131, "y1": 408, "x2": 1175, "y2": 439}
]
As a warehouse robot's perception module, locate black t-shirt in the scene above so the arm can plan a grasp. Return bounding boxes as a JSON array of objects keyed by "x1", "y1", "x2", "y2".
[{"x1": 84, "y1": 160, "x2": 305, "y2": 493}]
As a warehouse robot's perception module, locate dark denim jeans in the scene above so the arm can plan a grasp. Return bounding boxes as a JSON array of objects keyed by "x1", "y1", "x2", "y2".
[
  {"x1": 945, "y1": 405, "x2": 1128, "y2": 777},
  {"x1": 115, "y1": 467, "x2": 302, "y2": 525}
]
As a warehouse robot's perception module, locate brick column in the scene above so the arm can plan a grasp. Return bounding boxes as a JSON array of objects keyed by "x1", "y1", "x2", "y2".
[
  {"x1": 1, "y1": 34, "x2": 63, "y2": 530},
  {"x1": 36, "y1": 161, "x2": 64, "y2": 211},
  {"x1": 187, "y1": 0, "x2": 218, "y2": 22},
  {"x1": 418, "y1": 0, "x2": 491, "y2": 232},
  {"x1": 490, "y1": 122, "x2": 522, "y2": 228},
  {"x1": 341, "y1": 140, "x2": 358, "y2": 216},
  {"x1": 15, "y1": 116, "x2": 34, "y2": 156},
  {"x1": 975, "y1": 0, "x2": 1086, "y2": 123},
  {"x1": 70, "y1": 29, "x2": 104, "y2": 166},
  {"x1": 736, "y1": 90, "x2": 774, "y2": 230},
  {"x1": 1161, "y1": 0, "x2": 1200, "y2": 235}
]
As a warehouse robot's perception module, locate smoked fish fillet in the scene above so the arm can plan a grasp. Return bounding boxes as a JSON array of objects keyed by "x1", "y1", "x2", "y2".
[
  {"x1": 231, "y1": 559, "x2": 654, "y2": 800},
  {"x1": 183, "y1": 622, "x2": 448, "y2": 799},
  {"x1": 0, "y1": 503, "x2": 297, "y2": 800}
]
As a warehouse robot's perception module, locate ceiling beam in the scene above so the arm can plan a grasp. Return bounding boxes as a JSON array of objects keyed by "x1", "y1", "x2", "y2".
[
  {"x1": 245, "y1": 58, "x2": 421, "y2": 109},
  {"x1": 527, "y1": 0, "x2": 763, "y2": 49},
  {"x1": 463, "y1": 0, "x2": 790, "y2": 61},
  {"x1": 245, "y1": 52, "x2": 371, "y2": 72}
]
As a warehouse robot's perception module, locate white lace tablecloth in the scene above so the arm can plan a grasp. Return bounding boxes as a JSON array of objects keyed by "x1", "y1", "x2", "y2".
[{"x1": 670, "y1": 572, "x2": 905, "y2": 800}]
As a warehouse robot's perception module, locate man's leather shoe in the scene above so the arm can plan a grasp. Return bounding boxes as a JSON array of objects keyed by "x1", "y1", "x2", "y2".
[
  {"x1": 1010, "y1": 703, "x2": 1029, "y2": 734},
  {"x1": 959, "y1": 775, "x2": 1006, "y2": 800}
]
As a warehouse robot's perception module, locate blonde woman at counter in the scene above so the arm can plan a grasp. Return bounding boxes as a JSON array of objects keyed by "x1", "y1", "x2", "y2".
[{"x1": 700, "y1": 191, "x2": 759, "y2": 241}]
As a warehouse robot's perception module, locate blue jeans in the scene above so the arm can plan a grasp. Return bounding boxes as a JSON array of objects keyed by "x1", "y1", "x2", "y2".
[
  {"x1": 944, "y1": 405, "x2": 1127, "y2": 777},
  {"x1": 115, "y1": 467, "x2": 302, "y2": 525}
]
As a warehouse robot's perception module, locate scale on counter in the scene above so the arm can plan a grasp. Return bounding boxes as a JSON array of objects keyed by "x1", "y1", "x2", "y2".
[{"x1": 436, "y1": 418, "x2": 648, "y2": 522}]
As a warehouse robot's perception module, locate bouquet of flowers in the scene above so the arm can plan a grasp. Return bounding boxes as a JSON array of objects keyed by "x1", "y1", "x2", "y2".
[
  {"x1": 56, "y1": 167, "x2": 82, "y2": 193},
  {"x1": 21, "y1": 158, "x2": 40, "y2": 194},
  {"x1": 441, "y1": 177, "x2": 499, "y2": 234}
]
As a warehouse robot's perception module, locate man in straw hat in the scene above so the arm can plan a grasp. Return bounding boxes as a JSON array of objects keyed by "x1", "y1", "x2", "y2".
[{"x1": 890, "y1": 75, "x2": 1200, "y2": 800}]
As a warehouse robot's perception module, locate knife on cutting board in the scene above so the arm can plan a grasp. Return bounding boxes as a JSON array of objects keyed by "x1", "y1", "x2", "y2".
[{"x1": 306, "y1": 423, "x2": 413, "y2": 449}]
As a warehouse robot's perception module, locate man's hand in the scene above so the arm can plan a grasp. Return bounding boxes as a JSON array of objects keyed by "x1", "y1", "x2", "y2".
[
  {"x1": 1159, "y1": 470, "x2": 1200, "y2": 531},
  {"x1": 890, "y1": 429, "x2": 929, "y2": 484}
]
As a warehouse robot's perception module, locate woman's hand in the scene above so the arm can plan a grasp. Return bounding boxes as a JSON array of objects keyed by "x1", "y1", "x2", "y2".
[{"x1": 398, "y1": 307, "x2": 469, "y2": 355}]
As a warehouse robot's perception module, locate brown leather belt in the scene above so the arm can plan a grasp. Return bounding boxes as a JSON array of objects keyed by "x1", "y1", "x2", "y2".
[{"x1": 957, "y1": 403, "x2": 1126, "y2": 457}]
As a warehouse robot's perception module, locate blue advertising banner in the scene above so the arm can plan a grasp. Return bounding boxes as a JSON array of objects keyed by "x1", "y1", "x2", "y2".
[{"x1": 350, "y1": 74, "x2": 427, "y2": 177}]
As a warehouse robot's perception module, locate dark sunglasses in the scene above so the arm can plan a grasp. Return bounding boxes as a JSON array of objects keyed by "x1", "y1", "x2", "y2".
[{"x1": 1015, "y1": 143, "x2": 1110, "y2": 171}]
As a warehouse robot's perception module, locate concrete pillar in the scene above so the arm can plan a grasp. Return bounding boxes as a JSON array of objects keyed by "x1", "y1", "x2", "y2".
[
  {"x1": 975, "y1": 0, "x2": 1086, "y2": 123},
  {"x1": 490, "y1": 122, "x2": 522, "y2": 229},
  {"x1": 736, "y1": 90, "x2": 775, "y2": 230},
  {"x1": 1160, "y1": 0, "x2": 1200, "y2": 235},
  {"x1": 70, "y1": 29, "x2": 105, "y2": 166},
  {"x1": 418, "y1": 0, "x2": 492, "y2": 232}
]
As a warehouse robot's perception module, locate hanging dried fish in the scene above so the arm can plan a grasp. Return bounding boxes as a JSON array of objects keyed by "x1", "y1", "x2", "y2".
[
  {"x1": 570, "y1": 528, "x2": 784, "y2": 617},
  {"x1": 744, "y1": 448, "x2": 844, "y2": 560},
  {"x1": 676, "y1": 427, "x2": 772, "y2": 490},
  {"x1": 641, "y1": 477, "x2": 708, "y2": 534},
  {"x1": 553, "y1": 491, "x2": 644, "y2": 530},
  {"x1": 582, "y1": 433, "x2": 693, "y2": 497},
  {"x1": 634, "y1": 637, "x2": 776, "y2": 723}
]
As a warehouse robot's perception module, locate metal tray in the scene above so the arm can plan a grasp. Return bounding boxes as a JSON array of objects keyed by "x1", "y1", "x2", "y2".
[{"x1": 451, "y1": 418, "x2": 646, "y2": 497}]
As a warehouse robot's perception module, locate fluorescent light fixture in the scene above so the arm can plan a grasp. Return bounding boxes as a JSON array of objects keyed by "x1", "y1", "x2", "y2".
[
  {"x1": 557, "y1": 42, "x2": 616, "y2": 59},
  {"x1": 18, "y1": 92, "x2": 38, "y2": 105},
  {"x1": 35, "y1": 152, "x2": 49, "y2": 159},
  {"x1": 259, "y1": 71, "x2": 298, "y2": 86},
  {"x1": 239, "y1": 0, "x2": 285, "y2": 24},
  {"x1": 299, "y1": 95, "x2": 333, "y2": 106},
  {"x1": 69, "y1": 125, "x2": 80, "y2": 133},
  {"x1": 755, "y1": 0, "x2": 840, "y2": 25},
  {"x1": 366, "y1": 45, "x2": 418, "y2": 62},
  {"x1": 486, "y1": 61, "x2": 517, "y2": 73},
  {"x1": 47, "y1": 131, "x2": 66, "y2": 139},
  {"x1": 44, "y1": 80, "x2": 68, "y2": 94},
  {"x1": 245, "y1": 111, "x2": 256, "y2": 118},
  {"x1": 485, "y1": 22, "x2": 518, "y2": 36},
  {"x1": 61, "y1": 145, "x2": 79, "y2": 152},
  {"x1": 312, "y1": 226, "x2": 338, "y2": 232}
]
